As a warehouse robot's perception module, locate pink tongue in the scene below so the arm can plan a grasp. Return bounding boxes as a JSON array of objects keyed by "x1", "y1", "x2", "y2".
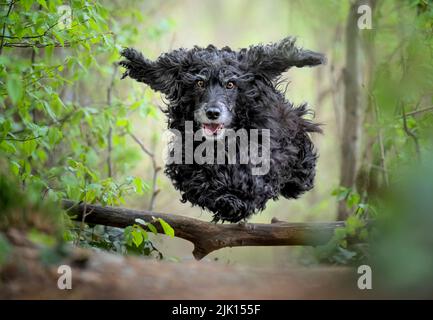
[{"x1": 203, "y1": 123, "x2": 221, "y2": 134}]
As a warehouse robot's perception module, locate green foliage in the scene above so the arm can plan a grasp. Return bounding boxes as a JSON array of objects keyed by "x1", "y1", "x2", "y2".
[
  {"x1": 159, "y1": 218, "x2": 175, "y2": 237},
  {"x1": 317, "y1": 187, "x2": 371, "y2": 265},
  {"x1": 0, "y1": 171, "x2": 71, "y2": 267},
  {"x1": 319, "y1": 1, "x2": 433, "y2": 266},
  {"x1": 368, "y1": 1, "x2": 433, "y2": 170},
  {"x1": 0, "y1": 172, "x2": 64, "y2": 233},
  {"x1": 371, "y1": 151, "x2": 433, "y2": 292},
  {"x1": 0, "y1": 233, "x2": 11, "y2": 267},
  {"x1": 121, "y1": 217, "x2": 174, "y2": 258},
  {"x1": 123, "y1": 223, "x2": 159, "y2": 258},
  {"x1": 331, "y1": 187, "x2": 376, "y2": 218},
  {"x1": 0, "y1": 0, "x2": 173, "y2": 258}
]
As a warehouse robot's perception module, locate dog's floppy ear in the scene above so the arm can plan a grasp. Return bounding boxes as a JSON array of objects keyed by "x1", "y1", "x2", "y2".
[
  {"x1": 243, "y1": 37, "x2": 326, "y2": 80},
  {"x1": 119, "y1": 48, "x2": 185, "y2": 96}
]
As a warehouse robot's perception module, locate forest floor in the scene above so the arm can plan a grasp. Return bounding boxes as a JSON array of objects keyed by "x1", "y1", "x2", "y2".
[{"x1": 0, "y1": 229, "x2": 379, "y2": 299}]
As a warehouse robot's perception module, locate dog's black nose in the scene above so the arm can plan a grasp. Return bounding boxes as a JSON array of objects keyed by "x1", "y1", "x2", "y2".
[{"x1": 206, "y1": 107, "x2": 221, "y2": 120}]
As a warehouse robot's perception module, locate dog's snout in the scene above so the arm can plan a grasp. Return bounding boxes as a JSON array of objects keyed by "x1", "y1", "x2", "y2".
[{"x1": 205, "y1": 106, "x2": 221, "y2": 120}]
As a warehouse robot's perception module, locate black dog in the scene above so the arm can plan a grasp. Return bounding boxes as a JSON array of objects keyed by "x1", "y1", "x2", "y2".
[{"x1": 120, "y1": 37, "x2": 325, "y2": 222}]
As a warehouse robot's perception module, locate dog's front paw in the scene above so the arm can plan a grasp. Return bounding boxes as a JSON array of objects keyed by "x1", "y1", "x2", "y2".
[{"x1": 211, "y1": 194, "x2": 253, "y2": 223}]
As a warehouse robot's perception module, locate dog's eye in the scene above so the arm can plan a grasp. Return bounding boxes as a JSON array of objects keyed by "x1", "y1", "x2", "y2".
[
  {"x1": 226, "y1": 81, "x2": 235, "y2": 89},
  {"x1": 196, "y1": 80, "x2": 205, "y2": 88}
]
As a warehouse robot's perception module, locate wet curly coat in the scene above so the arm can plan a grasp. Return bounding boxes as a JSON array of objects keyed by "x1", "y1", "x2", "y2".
[{"x1": 119, "y1": 37, "x2": 325, "y2": 222}]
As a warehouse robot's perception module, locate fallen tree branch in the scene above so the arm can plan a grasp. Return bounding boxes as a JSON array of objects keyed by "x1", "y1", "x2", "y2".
[{"x1": 63, "y1": 199, "x2": 353, "y2": 260}]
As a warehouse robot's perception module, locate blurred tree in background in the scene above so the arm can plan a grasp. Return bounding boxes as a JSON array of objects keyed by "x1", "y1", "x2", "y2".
[{"x1": 313, "y1": 0, "x2": 433, "y2": 273}]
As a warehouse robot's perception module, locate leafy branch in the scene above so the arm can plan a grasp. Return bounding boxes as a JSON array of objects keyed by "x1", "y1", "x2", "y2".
[
  {"x1": 3, "y1": 32, "x2": 113, "y2": 48},
  {"x1": 0, "y1": 135, "x2": 42, "y2": 142},
  {"x1": 0, "y1": 0, "x2": 15, "y2": 55},
  {"x1": 0, "y1": 20, "x2": 60, "y2": 39}
]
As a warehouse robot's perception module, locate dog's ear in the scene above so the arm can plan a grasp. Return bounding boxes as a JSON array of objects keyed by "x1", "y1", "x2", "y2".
[
  {"x1": 242, "y1": 37, "x2": 326, "y2": 80},
  {"x1": 119, "y1": 48, "x2": 185, "y2": 96}
]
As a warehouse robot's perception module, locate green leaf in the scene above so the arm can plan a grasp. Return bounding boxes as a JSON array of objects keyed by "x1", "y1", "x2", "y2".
[
  {"x1": 131, "y1": 228, "x2": 143, "y2": 247},
  {"x1": 347, "y1": 192, "x2": 361, "y2": 208},
  {"x1": 43, "y1": 101, "x2": 57, "y2": 121},
  {"x1": 48, "y1": 127, "x2": 63, "y2": 145},
  {"x1": 133, "y1": 177, "x2": 144, "y2": 194},
  {"x1": 53, "y1": 31, "x2": 65, "y2": 47},
  {"x1": 116, "y1": 118, "x2": 129, "y2": 127},
  {"x1": 22, "y1": 139, "x2": 37, "y2": 157},
  {"x1": 0, "y1": 141, "x2": 16, "y2": 154},
  {"x1": 123, "y1": 226, "x2": 133, "y2": 246},
  {"x1": 331, "y1": 186, "x2": 351, "y2": 201},
  {"x1": 51, "y1": 94, "x2": 65, "y2": 114},
  {"x1": 129, "y1": 99, "x2": 143, "y2": 111},
  {"x1": 85, "y1": 183, "x2": 101, "y2": 203},
  {"x1": 159, "y1": 218, "x2": 174, "y2": 237},
  {"x1": 147, "y1": 222, "x2": 157, "y2": 235},
  {"x1": 21, "y1": 0, "x2": 33, "y2": 11},
  {"x1": 36, "y1": 0, "x2": 48, "y2": 9},
  {"x1": 45, "y1": 45, "x2": 54, "y2": 59},
  {"x1": 6, "y1": 75, "x2": 23, "y2": 105},
  {"x1": 0, "y1": 119, "x2": 11, "y2": 135},
  {"x1": 36, "y1": 149, "x2": 47, "y2": 162},
  {"x1": 10, "y1": 161, "x2": 20, "y2": 176},
  {"x1": 66, "y1": 184, "x2": 82, "y2": 200}
]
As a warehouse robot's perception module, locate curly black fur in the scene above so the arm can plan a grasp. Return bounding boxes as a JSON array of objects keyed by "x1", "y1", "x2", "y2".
[{"x1": 120, "y1": 37, "x2": 325, "y2": 223}]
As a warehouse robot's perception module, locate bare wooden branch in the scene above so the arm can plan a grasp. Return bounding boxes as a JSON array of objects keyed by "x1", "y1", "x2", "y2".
[
  {"x1": 372, "y1": 95, "x2": 389, "y2": 187},
  {"x1": 0, "y1": 0, "x2": 15, "y2": 55},
  {"x1": 402, "y1": 104, "x2": 421, "y2": 162},
  {"x1": 0, "y1": 135, "x2": 42, "y2": 142},
  {"x1": 129, "y1": 133, "x2": 161, "y2": 211},
  {"x1": 106, "y1": 63, "x2": 117, "y2": 178},
  {"x1": 62, "y1": 199, "x2": 352, "y2": 260},
  {"x1": 404, "y1": 106, "x2": 433, "y2": 117}
]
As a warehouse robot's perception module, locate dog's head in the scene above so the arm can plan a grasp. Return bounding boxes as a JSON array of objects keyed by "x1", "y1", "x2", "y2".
[{"x1": 120, "y1": 37, "x2": 325, "y2": 137}]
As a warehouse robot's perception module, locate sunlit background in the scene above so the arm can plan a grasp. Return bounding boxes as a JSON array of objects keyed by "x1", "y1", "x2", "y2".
[{"x1": 118, "y1": 0, "x2": 346, "y2": 266}]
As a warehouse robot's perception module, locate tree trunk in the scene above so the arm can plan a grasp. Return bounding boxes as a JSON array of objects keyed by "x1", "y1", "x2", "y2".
[
  {"x1": 338, "y1": 0, "x2": 362, "y2": 220},
  {"x1": 356, "y1": 0, "x2": 381, "y2": 198}
]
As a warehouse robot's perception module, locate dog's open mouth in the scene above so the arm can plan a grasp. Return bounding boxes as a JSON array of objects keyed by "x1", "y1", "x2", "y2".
[{"x1": 202, "y1": 123, "x2": 225, "y2": 137}]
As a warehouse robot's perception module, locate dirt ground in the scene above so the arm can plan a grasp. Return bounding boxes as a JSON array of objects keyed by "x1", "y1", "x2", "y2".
[{"x1": 0, "y1": 230, "x2": 378, "y2": 299}]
